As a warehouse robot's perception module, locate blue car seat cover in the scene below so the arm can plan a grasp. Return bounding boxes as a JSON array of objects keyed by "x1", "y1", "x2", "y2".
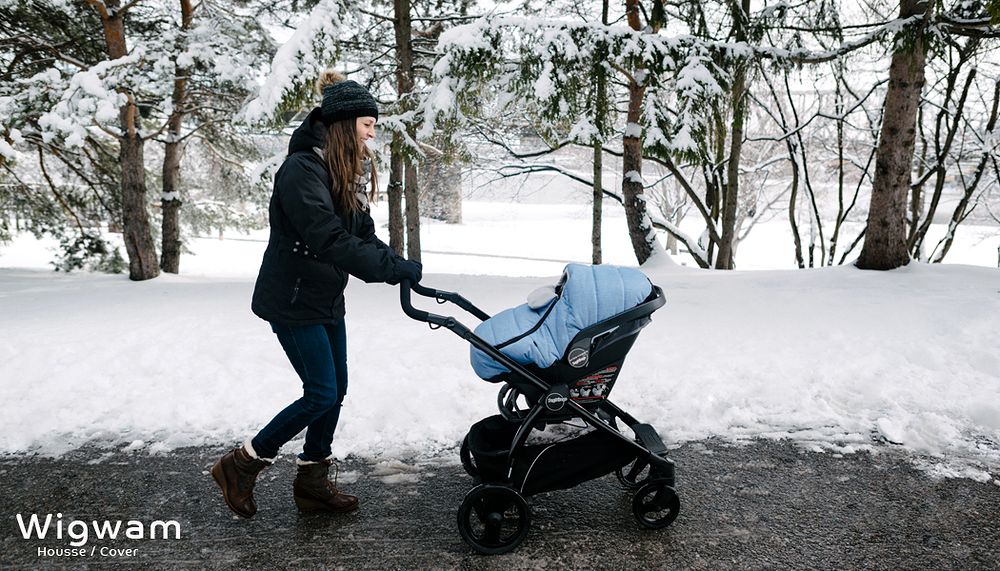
[{"x1": 470, "y1": 264, "x2": 652, "y2": 380}]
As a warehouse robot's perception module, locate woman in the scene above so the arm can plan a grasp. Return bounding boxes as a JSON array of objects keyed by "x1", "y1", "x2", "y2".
[{"x1": 212, "y1": 72, "x2": 421, "y2": 518}]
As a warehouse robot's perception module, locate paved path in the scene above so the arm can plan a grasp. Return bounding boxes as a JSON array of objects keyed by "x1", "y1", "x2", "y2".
[{"x1": 2, "y1": 440, "x2": 997, "y2": 570}]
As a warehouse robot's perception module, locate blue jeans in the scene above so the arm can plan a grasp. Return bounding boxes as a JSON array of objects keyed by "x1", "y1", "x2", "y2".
[{"x1": 251, "y1": 320, "x2": 348, "y2": 462}]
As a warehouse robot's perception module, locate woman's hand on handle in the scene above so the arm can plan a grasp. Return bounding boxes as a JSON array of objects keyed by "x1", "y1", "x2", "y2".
[{"x1": 387, "y1": 258, "x2": 422, "y2": 285}]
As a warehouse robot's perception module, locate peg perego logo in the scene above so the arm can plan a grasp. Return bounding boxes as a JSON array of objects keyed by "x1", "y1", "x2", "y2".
[
  {"x1": 15, "y1": 513, "x2": 181, "y2": 558},
  {"x1": 545, "y1": 392, "x2": 568, "y2": 411},
  {"x1": 568, "y1": 347, "x2": 589, "y2": 368}
]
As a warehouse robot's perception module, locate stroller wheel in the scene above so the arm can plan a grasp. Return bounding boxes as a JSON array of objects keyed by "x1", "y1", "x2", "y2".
[
  {"x1": 459, "y1": 435, "x2": 480, "y2": 478},
  {"x1": 457, "y1": 484, "x2": 530, "y2": 555},
  {"x1": 632, "y1": 479, "x2": 680, "y2": 530},
  {"x1": 616, "y1": 457, "x2": 651, "y2": 490}
]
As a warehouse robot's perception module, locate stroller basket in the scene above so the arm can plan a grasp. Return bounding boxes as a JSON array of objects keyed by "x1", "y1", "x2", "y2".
[{"x1": 467, "y1": 415, "x2": 636, "y2": 496}]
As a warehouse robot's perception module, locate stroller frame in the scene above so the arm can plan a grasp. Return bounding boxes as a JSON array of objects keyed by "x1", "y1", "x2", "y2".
[{"x1": 400, "y1": 279, "x2": 680, "y2": 554}]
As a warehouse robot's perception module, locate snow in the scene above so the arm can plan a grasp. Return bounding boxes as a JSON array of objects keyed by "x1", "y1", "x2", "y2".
[
  {"x1": 567, "y1": 117, "x2": 600, "y2": 143},
  {"x1": 0, "y1": 137, "x2": 15, "y2": 162},
  {"x1": 674, "y1": 55, "x2": 723, "y2": 99},
  {"x1": 669, "y1": 123, "x2": 697, "y2": 153},
  {"x1": 624, "y1": 170, "x2": 644, "y2": 183},
  {"x1": 1, "y1": 200, "x2": 999, "y2": 482},
  {"x1": 534, "y1": 61, "x2": 555, "y2": 101}
]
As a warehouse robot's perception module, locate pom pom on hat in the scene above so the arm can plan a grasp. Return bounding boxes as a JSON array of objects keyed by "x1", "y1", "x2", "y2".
[
  {"x1": 316, "y1": 70, "x2": 346, "y2": 94},
  {"x1": 319, "y1": 70, "x2": 379, "y2": 124}
]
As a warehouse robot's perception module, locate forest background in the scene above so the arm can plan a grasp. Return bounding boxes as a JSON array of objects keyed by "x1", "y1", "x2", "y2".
[{"x1": 1, "y1": 0, "x2": 999, "y2": 277}]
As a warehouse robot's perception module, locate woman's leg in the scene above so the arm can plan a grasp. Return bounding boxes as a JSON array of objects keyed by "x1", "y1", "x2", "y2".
[
  {"x1": 289, "y1": 320, "x2": 358, "y2": 513},
  {"x1": 251, "y1": 322, "x2": 342, "y2": 460},
  {"x1": 300, "y1": 320, "x2": 349, "y2": 461}
]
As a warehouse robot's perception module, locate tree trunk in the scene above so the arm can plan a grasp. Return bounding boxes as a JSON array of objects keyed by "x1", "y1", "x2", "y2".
[
  {"x1": 908, "y1": 104, "x2": 928, "y2": 247},
  {"x1": 622, "y1": 91, "x2": 651, "y2": 264},
  {"x1": 715, "y1": 75, "x2": 743, "y2": 268},
  {"x1": 160, "y1": 0, "x2": 193, "y2": 274},
  {"x1": 120, "y1": 106, "x2": 159, "y2": 280},
  {"x1": 828, "y1": 72, "x2": 846, "y2": 266},
  {"x1": 592, "y1": 138, "x2": 603, "y2": 266},
  {"x1": 388, "y1": 137, "x2": 404, "y2": 255},
  {"x1": 161, "y1": 138, "x2": 182, "y2": 273},
  {"x1": 857, "y1": 0, "x2": 931, "y2": 270},
  {"x1": 704, "y1": 101, "x2": 727, "y2": 265},
  {"x1": 592, "y1": 0, "x2": 609, "y2": 266},
  {"x1": 788, "y1": 146, "x2": 804, "y2": 268},
  {"x1": 404, "y1": 163, "x2": 420, "y2": 260},
  {"x1": 715, "y1": 0, "x2": 750, "y2": 270},
  {"x1": 95, "y1": 0, "x2": 159, "y2": 280},
  {"x1": 394, "y1": 0, "x2": 420, "y2": 261},
  {"x1": 621, "y1": 0, "x2": 656, "y2": 265}
]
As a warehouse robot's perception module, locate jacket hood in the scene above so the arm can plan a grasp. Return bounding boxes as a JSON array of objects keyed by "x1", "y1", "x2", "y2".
[{"x1": 287, "y1": 107, "x2": 327, "y2": 155}]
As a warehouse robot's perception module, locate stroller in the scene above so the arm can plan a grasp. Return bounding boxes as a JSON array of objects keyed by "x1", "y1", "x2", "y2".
[{"x1": 400, "y1": 265, "x2": 679, "y2": 554}]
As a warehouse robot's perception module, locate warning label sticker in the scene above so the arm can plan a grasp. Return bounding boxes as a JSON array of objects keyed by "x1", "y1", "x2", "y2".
[{"x1": 570, "y1": 366, "x2": 619, "y2": 400}]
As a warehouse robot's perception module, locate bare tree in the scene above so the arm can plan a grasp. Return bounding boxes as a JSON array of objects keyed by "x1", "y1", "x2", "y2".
[{"x1": 930, "y1": 77, "x2": 1000, "y2": 261}]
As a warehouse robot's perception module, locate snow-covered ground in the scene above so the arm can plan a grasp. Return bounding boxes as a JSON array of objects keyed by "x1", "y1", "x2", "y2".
[{"x1": 1, "y1": 200, "x2": 999, "y2": 483}]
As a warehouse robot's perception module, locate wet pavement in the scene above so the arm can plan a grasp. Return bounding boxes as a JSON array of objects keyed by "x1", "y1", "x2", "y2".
[{"x1": 1, "y1": 439, "x2": 998, "y2": 570}]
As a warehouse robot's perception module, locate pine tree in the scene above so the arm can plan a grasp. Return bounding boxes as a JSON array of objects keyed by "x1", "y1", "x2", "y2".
[{"x1": 1, "y1": 0, "x2": 273, "y2": 276}]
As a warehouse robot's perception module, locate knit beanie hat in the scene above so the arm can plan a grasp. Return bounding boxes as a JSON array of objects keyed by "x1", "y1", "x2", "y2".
[{"x1": 318, "y1": 71, "x2": 379, "y2": 124}]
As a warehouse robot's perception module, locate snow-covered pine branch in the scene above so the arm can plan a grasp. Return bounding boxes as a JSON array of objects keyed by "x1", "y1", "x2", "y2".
[
  {"x1": 37, "y1": 52, "x2": 140, "y2": 147},
  {"x1": 422, "y1": 9, "x2": 921, "y2": 139},
  {"x1": 238, "y1": 0, "x2": 350, "y2": 125}
]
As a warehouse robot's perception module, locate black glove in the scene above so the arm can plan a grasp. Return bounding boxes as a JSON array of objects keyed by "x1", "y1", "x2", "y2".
[{"x1": 389, "y1": 258, "x2": 422, "y2": 285}]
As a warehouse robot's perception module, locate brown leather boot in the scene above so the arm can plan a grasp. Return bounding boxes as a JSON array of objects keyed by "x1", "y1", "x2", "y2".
[
  {"x1": 211, "y1": 445, "x2": 270, "y2": 518},
  {"x1": 293, "y1": 459, "x2": 359, "y2": 513}
]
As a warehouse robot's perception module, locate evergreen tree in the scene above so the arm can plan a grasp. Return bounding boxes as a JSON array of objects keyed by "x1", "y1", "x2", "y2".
[{"x1": 1, "y1": 0, "x2": 273, "y2": 276}]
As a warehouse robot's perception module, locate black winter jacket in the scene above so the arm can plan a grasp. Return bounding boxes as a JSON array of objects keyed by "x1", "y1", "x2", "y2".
[{"x1": 251, "y1": 108, "x2": 399, "y2": 325}]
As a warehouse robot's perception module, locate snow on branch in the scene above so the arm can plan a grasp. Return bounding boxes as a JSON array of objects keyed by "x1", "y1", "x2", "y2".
[
  {"x1": 421, "y1": 16, "x2": 733, "y2": 141},
  {"x1": 238, "y1": 0, "x2": 349, "y2": 124},
  {"x1": 755, "y1": 15, "x2": 925, "y2": 64},
  {"x1": 0, "y1": 125, "x2": 22, "y2": 163},
  {"x1": 37, "y1": 51, "x2": 142, "y2": 147},
  {"x1": 425, "y1": 12, "x2": 931, "y2": 138}
]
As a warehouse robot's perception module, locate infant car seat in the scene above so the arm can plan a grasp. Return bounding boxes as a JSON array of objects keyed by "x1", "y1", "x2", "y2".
[{"x1": 470, "y1": 264, "x2": 652, "y2": 381}]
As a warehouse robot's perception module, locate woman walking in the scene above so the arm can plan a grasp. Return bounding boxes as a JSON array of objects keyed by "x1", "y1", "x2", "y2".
[{"x1": 212, "y1": 72, "x2": 422, "y2": 518}]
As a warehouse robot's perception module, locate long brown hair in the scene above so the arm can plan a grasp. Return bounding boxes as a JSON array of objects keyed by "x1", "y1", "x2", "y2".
[{"x1": 322, "y1": 118, "x2": 378, "y2": 214}]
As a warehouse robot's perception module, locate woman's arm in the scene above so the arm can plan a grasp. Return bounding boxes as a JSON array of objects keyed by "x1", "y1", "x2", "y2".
[{"x1": 276, "y1": 154, "x2": 398, "y2": 283}]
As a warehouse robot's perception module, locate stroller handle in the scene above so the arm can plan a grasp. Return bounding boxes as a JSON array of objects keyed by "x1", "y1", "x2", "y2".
[
  {"x1": 399, "y1": 279, "x2": 553, "y2": 393},
  {"x1": 399, "y1": 280, "x2": 438, "y2": 325},
  {"x1": 399, "y1": 280, "x2": 492, "y2": 324}
]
